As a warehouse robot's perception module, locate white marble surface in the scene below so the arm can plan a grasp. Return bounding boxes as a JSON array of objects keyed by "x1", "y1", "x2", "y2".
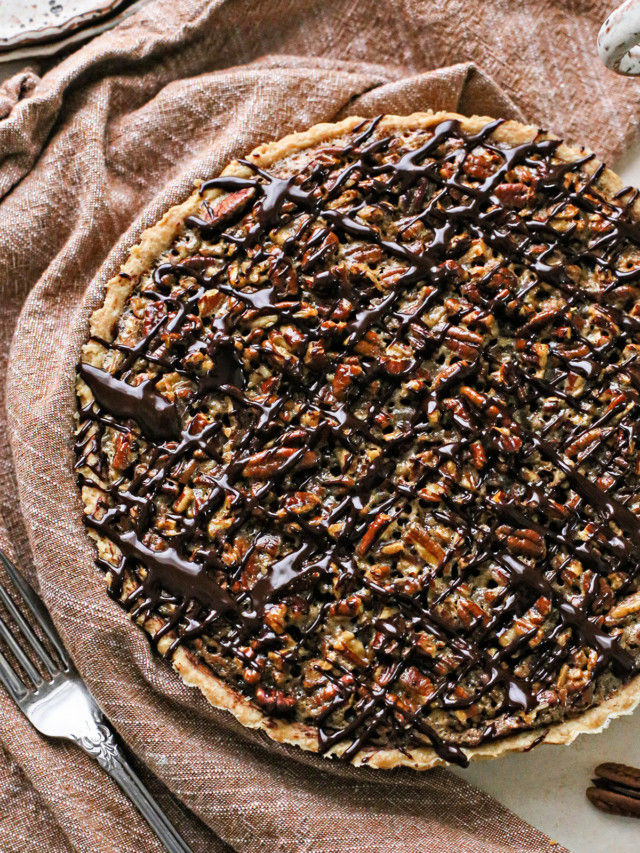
[
  {"x1": 1, "y1": 48, "x2": 640, "y2": 853},
  {"x1": 453, "y1": 708, "x2": 640, "y2": 852}
]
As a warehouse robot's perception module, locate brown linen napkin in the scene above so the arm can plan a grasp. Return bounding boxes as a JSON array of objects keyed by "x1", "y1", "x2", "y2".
[{"x1": 0, "y1": 1, "x2": 635, "y2": 850}]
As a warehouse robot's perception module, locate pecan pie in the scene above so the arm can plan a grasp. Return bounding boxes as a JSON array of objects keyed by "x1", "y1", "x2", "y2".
[{"x1": 75, "y1": 112, "x2": 640, "y2": 769}]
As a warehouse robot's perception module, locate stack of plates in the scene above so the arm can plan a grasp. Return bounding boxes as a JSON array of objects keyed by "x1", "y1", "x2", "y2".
[{"x1": 0, "y1": 0, "x2": 151, "y2": 62}]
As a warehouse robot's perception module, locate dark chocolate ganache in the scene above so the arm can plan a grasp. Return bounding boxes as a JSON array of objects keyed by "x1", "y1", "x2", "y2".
[{"x1": 75, "y1": 116, "x2": 640, "y2": 766}]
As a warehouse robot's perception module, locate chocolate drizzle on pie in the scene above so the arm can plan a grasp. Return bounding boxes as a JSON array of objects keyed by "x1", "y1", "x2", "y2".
[
  {"x1": 79, "y1": 363, "x2": 182, "y2": 442},
  {"x1": 75, "y1": 116, "x2": 640, "y2": 767}
]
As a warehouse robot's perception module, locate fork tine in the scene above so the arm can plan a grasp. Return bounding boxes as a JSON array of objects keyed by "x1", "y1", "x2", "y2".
[
  {"x1": 0, "y1": 648, "x2": 28, "y2": 703},
  {"x1": 0, "y1": 584, "x2": 60, "y2": 677},
  {"x1": 0, "y1": 611, "x2": 43, "y2": 687},
  {"x1": 0, "y1": 550, "x2": 70, "y2": 669}
]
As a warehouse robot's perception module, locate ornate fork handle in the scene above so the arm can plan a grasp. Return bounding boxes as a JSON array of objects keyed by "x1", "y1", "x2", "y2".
[
  {"x1": 0, "y1": 548, "x2": 194, "y2": 853},
  {"x1": 73, "y1": 719, "x2": 120, "y2": 770},
  {"x1": 71, "y1": 712, "x2": 192, "y2": 853}
]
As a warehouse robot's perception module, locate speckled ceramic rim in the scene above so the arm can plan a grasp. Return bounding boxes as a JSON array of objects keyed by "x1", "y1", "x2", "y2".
[
  {"x1": 598, "y1": 0, "x2": 640, "y2": 75},
  {"x1": 0, "y1": 0, "x2": 151, "y2": 64},
  {"x1": 0, "y1": 0, "x2": 131, "y2": 51}
]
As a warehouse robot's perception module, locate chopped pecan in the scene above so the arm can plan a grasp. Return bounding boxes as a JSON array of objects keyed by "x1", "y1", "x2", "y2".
[
  {"x1": 460, "y1": 280, "x2": 483, "y2": 304},
  {"x1": 418, "y1": 482, "x2": 448, "y2": 502},
  {"x1": 331, "y1": 594, "x2": 363, "y2": 617},
  {"x1": 282, "y1": 491, "x2": 321, "y2": 515},
  {"x1": 242, "y1": 667, "x2": 261, "y2": 685},
  {"x1": 269, "y1": 261, "x2": 299, "y2": 296},
  {"x1": 505, "y1": 528, "x2": 546, "y2": 560},
  {"x1": 565, "y1": 428, "x2": 603, "y2": 459},
  {"x1": 494, "y1": 182, "x2": 534, "y2": 209},
  {"x1": 332, "y1": 362, "x2": 363, "y2": 400},
  {"x1": 206, "y1": 187, "x2": 254, "y2": 227},
  {"x1": 463, "y1": 150, "x2": 500, "y2": 179},
  {"x1": 242, "y1": 447, "x2": 317, "y2": 479},
  {"x1": 346, "y1": 244, "x2": 384, "y2": 264},
  {"x1": 304, "y1": 340, "x2": 328, "y2": 370},
  {"x1": 399, "y1": 666, "x2": 434, "y2": 699},
  {"x1": 264, "y1": 602, "x2": 287, "y2": 634},
  {"x1": 143, "y1": 300, "x2": 166, "y2": 335},
  {"x1": 488, "y1": 266, "x2": 517, "y2": 291},
  {"x1": 606, "y1": 589, "x2": 640, "y2": 622},
  {"x1": 516, "y1": 308, "x2": 560, "y2": 336},
  {"x1": 492, "y1": 428, "x2": 522, "y2": 454},
  {"x1": 443, "y1": 326, "x2": 483, "y2": 357},
  {"x1": 301, "y1": 229, "x2": 339, "y2": 272},
  {"x1": 433, "y1": 360, "x2": 471, "y2": 390},
  {"x1": 356, "y1": 512, "x2": 392, "y2": 555},
  {"x1": 404, "y1": 524, "x2": 446, "y2": 566},
  {"x1": 470, "y1": 440, "x2": 487, "y2": 469},
  {"x1": 439, "y1": 259, "x2": 469, "y2": 284},
  {"x1": 112, "y1": 431, "x2": 134, "y2": 470},
  {"x1": 413, "y1": 632, "x2": 438, "y2": 658},
  {"x1": 254, "y1": 685, "x2": 296, "y2": 715},
  {"x1": 456, "y1": 597, "x2": 486, "y2": 627}
]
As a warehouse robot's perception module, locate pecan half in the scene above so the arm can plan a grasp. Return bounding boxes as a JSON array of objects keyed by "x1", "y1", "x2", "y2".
[
  {"x1": 595, "y1": 763, "x2": 640, "y2": 791},
  {"x1": 494, "y1": 182, "x2": 534, "y2": 209},
  {"x1": 587, "y1": 785, "x2": 640, "y2": 817},
  {"x1": 207, "y1": 188, "x2": 254, "y2": 227},
  {"x1": 587, "y1": 763, "x2": 640, "y2": 818},
  {"x1": 242, "y1": 447, "x2": 317, "y2": 479},
  {"x1": 505, "y1": 528, "x2": 546, "y2": 560}
]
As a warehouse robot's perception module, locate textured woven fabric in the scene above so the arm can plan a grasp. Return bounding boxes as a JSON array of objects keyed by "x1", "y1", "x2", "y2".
[{"x1": 0, "y1": 0, "x2": 634, "y2": 849}]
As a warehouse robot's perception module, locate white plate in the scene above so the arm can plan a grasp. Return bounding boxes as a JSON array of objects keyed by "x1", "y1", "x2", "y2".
[{"x1": 0, "y1": 0, "x2": 150, "y2": 61}]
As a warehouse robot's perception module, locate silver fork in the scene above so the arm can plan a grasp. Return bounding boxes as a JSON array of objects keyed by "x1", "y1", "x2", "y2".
[{"x1": 0, "y1": 548, "x2": 193, "y2": 853}]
